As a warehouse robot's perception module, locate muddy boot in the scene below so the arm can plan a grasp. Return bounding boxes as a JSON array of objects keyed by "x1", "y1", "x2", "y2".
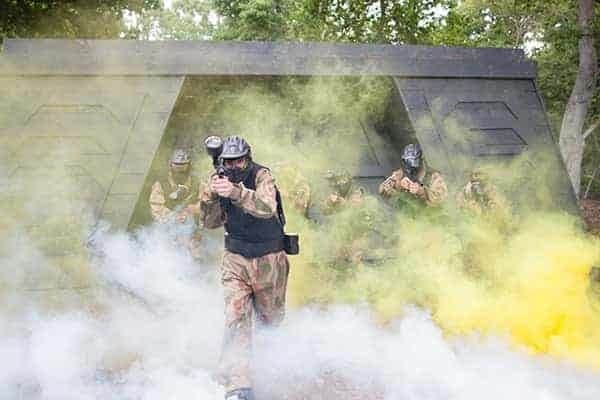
[{"x1": 225, "y1": 388, "x2": 254, "y2": 400}]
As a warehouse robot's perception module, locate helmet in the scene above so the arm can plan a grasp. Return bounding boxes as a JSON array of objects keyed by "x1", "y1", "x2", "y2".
[
  {"x1": 401, "y1": 143, "x2": 422, "y2": 170},
  {"x1": 220, "y1": 136, "x2": 251, "y2": 160},
  {"x1": 170, "y1": 149, "x2": 191, "y2": 165},
  {"x1": 325, "y1": 169, "x2": 353, "y2": 197}
]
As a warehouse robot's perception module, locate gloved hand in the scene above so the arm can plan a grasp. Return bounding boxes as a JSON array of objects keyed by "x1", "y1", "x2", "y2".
[{"x1": 379, "y1": 177, "x2": 397, "y2": 198}]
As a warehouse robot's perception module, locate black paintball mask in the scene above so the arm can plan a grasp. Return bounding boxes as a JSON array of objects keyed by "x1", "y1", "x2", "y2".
[
  {"x1": 219, "y1": 136, "x2": 252, "y2": 183},
  {"x1": 401, "y1": 143, "x2": 423, "y2": 179},
  {"x1": 222, "y1": 156, "x2": 251, "y2": 183}
]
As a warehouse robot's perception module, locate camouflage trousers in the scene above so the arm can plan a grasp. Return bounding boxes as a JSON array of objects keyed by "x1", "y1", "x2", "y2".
[{"x1": 217, "y1": 249, "x2": 290, "y2": 392}]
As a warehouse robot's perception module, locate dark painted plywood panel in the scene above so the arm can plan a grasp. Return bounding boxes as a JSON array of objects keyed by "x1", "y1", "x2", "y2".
[
  {"x1": 0, "y1": 76, "x2": 183, "y2": 290},
  {"x1": 0, "y1": 39, "x2": 536, "y2": 78},
  {"x1": 394, "y1": 77, "x2": 577, "y2": 212}
]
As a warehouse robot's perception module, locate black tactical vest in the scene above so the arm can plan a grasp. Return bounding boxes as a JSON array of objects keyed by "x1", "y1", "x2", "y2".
[{"x1": 222, "y1": 162, "x2": 285, "y2": 258}]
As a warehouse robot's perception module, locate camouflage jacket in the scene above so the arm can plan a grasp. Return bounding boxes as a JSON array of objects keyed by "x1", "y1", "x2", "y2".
[
  {"x1": 456, "y1": 179, "x2": 510, "y2": 216},
  {"x1": 277, "y1": 169, "x2": 311, "y2": 217},
  {"x1": 321, "y1": 187, "x2": 365, "y2": 215},
  {"x1": 149, "y1": 172, "x2": 199, "y2": 223},
  {"x1": 199, "y1": 168, "x2": 279, "y2": 229},
  {"x1": 379, "y1": 166, "x2": 447, "y2": 206}
]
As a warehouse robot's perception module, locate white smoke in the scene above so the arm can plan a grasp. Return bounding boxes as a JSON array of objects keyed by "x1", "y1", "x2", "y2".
[{"x1": 0, "y1": 224, "x2": 599, "y2": 400}]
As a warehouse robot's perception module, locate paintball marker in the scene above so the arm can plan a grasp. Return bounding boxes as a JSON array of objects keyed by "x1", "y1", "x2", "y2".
[
  {"x1": 168, "y1": 184, "x2": 190, "y2": 200},
  {"x1": 204, "y1": 136, "x2": 227, "y2": 178},
  {"x1": 400, "y1": 164, "x2": 422, "y2": 190}
]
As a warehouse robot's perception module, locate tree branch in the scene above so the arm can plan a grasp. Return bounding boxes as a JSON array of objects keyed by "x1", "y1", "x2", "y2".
[{"x1": 583, "y1": 119, "x2": 600, "y2": 140}]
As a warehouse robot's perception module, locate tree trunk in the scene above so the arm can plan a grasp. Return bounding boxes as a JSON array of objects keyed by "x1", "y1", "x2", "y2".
[{"x1": 558, "y1": 0, "x2": 597, "y2": 198}]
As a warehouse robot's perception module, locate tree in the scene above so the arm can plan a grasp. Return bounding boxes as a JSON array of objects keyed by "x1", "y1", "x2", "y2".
[
  {"x1": 126, "y1": 0, "x2": 216, "y2": 40},
  {"x1": 212, "y1": 0, "x2": 285, "y2": 41},
  {"x1": 433, "y1": 0, "x2": 600, "y2": 198},
  {"x1": 429, "y1": 0, "x2": 549, "y2": 47},
  {"x1": 209, "y1": 0, "x2": 451, "y2": 43},
  {"x1": 558, "y1": 0, "x2": 597, "y2": 198},
  {"x1": 0, "y1": 1, "x2": 161, "y2": 43}
]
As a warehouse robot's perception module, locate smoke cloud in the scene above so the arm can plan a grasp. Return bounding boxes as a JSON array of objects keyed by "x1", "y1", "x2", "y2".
[
  {"x1": 2, "y1": 75, "x2": 600, "y2": 399},
  {"x1": 1, "y1": 224, "x2": 600, "y2": 399}
]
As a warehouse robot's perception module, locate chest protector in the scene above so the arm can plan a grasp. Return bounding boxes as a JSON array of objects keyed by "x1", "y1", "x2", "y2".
[{"x1": 221, "y1": 162, "x2": 285, "y2": 258}]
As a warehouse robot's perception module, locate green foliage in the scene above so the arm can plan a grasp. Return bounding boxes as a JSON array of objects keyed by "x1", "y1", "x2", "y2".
[
  {"x1": 211, "y1": 0, "x2": 452, "y2": 43},
  {"x1": 213, "y1": 0, "x2": 285, "y2": 40},
  {"x1": 433, "y1": 0, "x2": 600, "y2": 198},
  {"x1": 431, "y1": 0, "x2": 550, "y2": 47},
  {"x1": 127, "y1": 0, "x2": 216, "y2": 40},
  {"x1": 0, "y1": 1, "x2": 161, "y2": 43}
]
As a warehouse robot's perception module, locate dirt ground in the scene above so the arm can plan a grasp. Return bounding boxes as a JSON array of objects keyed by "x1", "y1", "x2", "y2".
[{"x1": 581, "y1": 199, "x2": 600, "y2": 234}]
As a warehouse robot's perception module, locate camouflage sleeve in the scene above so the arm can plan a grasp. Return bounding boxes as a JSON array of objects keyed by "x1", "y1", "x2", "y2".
[
  {"x1": 149, "y1": 181, "x2": 172, "y2": 223},
  {"x1": 425, "y1": 172, "x2": 448, "y2": 206},
  {"x1": 230, "y1": 168, "x2": 278, "y2": 218},
  {"x1": 379, "y1": 169, "x2": 405, "y2": 198},
  {"x1": 198, "y1": 177, "x2": 225, "y2": 229}
]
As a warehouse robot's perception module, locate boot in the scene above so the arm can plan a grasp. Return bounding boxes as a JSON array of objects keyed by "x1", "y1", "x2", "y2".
[{"x1": 225, "y1": 388, "x2": 254, "y2": 400}]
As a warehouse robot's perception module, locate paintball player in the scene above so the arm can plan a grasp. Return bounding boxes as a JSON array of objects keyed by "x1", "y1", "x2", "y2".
[
  {"x1": 148, "y1": 148, "x2": 202, "y2": 258},
  {"x1": 274, "y1": 162, "x2": 312, "y2": 218},
  {"x1": 379, "y1": 143, "x2": 447, "y2": 208},
  {"x1": 321, "y1": 169, "x2": 365, "y2": 215},
  {"x1": 456, "y1": 169, "x2": 510, "y2": 218},
  {"x1": 196, "y1": 136, "x2": 290, "y2": 400},
  {"x1": 456, "y1": 169, "x2": 512, "y2": 279},
  {"x1": 318, "y1": 170, "x2": 395, "y2": 267}
]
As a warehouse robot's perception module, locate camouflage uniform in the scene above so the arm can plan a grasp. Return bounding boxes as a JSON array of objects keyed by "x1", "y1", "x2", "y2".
[
  {"x1": 149, "y1": 170, "x2": 203, "y2": 259},
  {"x1": 379, "y1": 164, "x2": 448, "y2": 206},
  {"x1": 456, "y1": 171, "x2": 512, "y2": 279},
  {"x1": 199, "y1": 167, "x2": 289, "y2": 393},
  {"x1": 456, "y1": 170, "x2": 510, "y2": 217},
  {"x1": 319, "y1": 170, "x2": 371, "y2": 265},
  {"x1": 149, "y1": 171, "x2": 199, "y2": 223},
  {"x1": 321, "y1": 170, "x2": 365, "y2": 215},
  {"x1": 275, "y1": 163, "x2": 312, "y2": 217}
]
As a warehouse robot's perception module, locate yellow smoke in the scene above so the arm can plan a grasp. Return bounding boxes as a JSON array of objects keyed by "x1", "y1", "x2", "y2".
[
  {"x1": 4, "y1": 70, "x2": 599, "y2": 373},
  {"x1": 286, "y1": 198, "x2": 600, "y2": 369},
  {"x1": 434, "y1": 213, "x2": 600, "y2": 367},
  {"x1": 185, "y1": 76, "x2": 600, "y2": 369}
]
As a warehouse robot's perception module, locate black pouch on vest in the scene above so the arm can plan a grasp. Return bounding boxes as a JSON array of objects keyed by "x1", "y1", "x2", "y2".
[{"x1": 283, "y1": 233, "x2": 299, "y2": 255}]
